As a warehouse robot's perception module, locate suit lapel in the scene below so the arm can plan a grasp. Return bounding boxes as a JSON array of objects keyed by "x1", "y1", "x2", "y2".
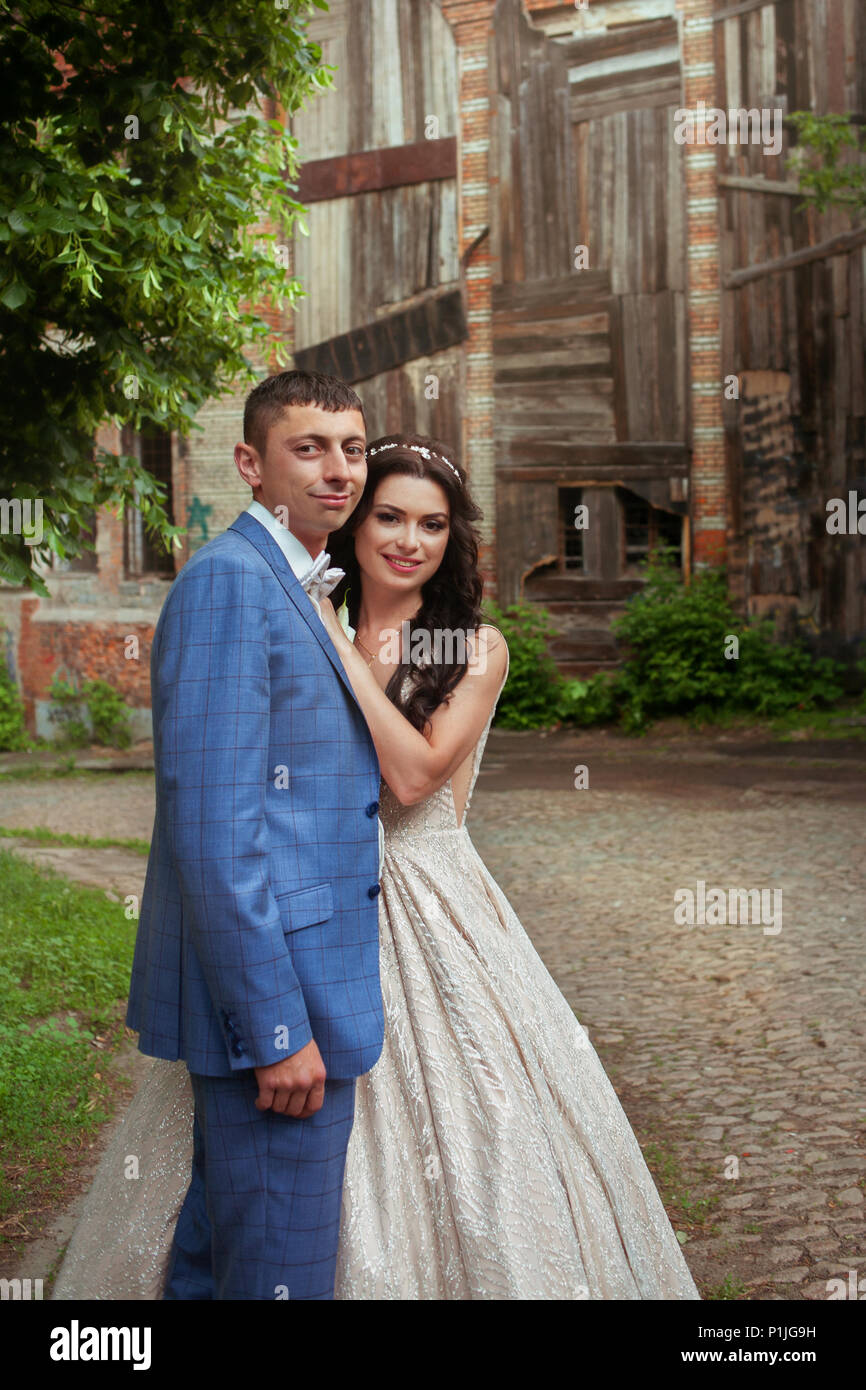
[{"x1": 229, "y1": 512, "x2": 362, "y2": 715}]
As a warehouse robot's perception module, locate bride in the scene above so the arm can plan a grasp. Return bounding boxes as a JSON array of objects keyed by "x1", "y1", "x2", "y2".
[{"x1": 53, "y1": 433, "x2": 699, "y2": 1301}]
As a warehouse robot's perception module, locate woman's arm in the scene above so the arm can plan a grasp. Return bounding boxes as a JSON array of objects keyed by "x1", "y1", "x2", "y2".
[{"x1": 319, "y1": 602, "x2": 508, "y2": 805}]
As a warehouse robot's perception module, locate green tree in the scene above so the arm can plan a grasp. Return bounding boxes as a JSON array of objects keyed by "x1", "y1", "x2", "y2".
[
  {"x1": 0, "y1": 0, "x2": 331, "y2": 590},
  {"x1": 787, "y1": 111, "x2": 866, "y2": 215}
]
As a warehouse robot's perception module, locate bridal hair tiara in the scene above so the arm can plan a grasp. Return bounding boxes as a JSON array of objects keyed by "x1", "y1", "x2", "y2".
[{"x1": 366, "y1": 441, "x2": 462, "y2": 485}]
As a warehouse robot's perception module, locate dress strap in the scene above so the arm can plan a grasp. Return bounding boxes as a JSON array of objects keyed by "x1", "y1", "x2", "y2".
[{"x1": 459, "y1": 625, "x2": 510, "y2": 824}]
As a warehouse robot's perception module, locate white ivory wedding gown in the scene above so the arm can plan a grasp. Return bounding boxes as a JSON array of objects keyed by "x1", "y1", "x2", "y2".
[{"x1": 53, "y1": 653, "x2": 699, "y2": 1300}]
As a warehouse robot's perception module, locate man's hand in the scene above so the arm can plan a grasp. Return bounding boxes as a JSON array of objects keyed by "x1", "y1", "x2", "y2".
[{"x1": 254, "y1": 1039, "x2": 326, "y2": 1118}]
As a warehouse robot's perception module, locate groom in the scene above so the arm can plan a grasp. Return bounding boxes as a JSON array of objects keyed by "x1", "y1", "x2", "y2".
[{"x1": 127, "y1": 370, "x2": 384, "y2": 1300}]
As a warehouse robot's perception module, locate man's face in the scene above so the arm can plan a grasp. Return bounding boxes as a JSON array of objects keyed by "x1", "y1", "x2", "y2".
[{"x1": 235, "y1": 403, "x2": 367, "y2": 552}]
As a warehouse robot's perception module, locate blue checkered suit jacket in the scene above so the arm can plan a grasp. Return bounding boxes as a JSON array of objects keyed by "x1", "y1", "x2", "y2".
[{"x1": 127, "y1": 510, "x2": 385, "y2": 1079}]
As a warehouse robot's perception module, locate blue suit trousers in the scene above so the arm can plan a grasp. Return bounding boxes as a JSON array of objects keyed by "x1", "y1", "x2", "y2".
[{"x1": 163, "y1": 1069, "x2": 356, "y2": 1301}]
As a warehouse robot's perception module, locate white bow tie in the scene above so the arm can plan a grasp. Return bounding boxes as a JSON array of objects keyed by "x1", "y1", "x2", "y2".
[{"x1": 300, "y1": 551, "x2": 345, "y2": 605}]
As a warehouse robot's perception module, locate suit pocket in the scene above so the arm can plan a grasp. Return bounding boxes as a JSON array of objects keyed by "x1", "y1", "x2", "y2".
[{"x1": 274, "y1": 882, "x2": 334, "y2": 932}]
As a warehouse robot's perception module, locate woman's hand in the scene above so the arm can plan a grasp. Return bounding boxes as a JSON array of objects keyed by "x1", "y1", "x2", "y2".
[{"x1": 318, "y1": 596, "x2": 350, "y2": 649}]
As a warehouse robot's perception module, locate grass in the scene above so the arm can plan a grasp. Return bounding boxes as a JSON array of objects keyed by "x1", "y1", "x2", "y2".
[
  {"x1": 705, "y1": 1272, "x2": 748, "y2": 1301},
  {"x1": 0, "y1": 757, "x2": 78, "y2": 781},
  {"x1": 0, "y1": 825, "x2": 150, "y2": 856},
  {"x1": 642, "y1": 1140, "x2": 720, "y2": 1227},
  {"x1": 769, "y1": 703, "x2": 866, "y2": 740},
  {"x1": 0, "y1": 849, "x2": 138, "y2": 1250}
]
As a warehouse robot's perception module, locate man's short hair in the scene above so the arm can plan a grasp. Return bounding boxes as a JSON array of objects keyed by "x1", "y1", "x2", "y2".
[{"x1": 243, "y1": 370, "x2": 366, "y2": 457}]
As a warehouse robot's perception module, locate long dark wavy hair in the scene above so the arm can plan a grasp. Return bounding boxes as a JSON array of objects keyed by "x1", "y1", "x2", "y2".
[{"x1": 329, "y1": 433, "x2": 484, "y2": 733}]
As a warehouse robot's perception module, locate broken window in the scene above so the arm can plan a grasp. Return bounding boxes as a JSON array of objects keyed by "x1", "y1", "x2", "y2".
[{"x1": 617, "y1": 487, "x2": 682, "y2": 575}]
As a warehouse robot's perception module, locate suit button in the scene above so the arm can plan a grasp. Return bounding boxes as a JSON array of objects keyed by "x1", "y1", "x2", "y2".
[
  {"x1": 231, "y1": 1040, "x2": 245, "y2": 1057},
  {"x1": 368, "y1": 884, "x2": 380, "y2": 899},
  {"x1": 365, "y1": 801, "x2": 379, "y2": 818}
]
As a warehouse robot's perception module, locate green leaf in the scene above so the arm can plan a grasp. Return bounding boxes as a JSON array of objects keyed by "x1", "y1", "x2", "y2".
[{"x1": 0, "y1": 281, "x2": 28, "y2": 310}]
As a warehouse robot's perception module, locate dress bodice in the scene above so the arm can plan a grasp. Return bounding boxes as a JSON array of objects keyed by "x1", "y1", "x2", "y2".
[{"x1": 377, "y1": 635, "x2": 508, "y2": 847}]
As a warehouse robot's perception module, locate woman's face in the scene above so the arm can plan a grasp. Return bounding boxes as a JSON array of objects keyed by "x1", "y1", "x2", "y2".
[{"x1": 352, "y1": 472, "x2": 451, "y2": 595}]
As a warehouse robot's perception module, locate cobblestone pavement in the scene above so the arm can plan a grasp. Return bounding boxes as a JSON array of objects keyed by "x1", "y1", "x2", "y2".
[
  {"x1": 467, "y1": 765, "x2": 866, "y2": 1302},
  {"x1": 2, "y1": 737, "x2": 864, "y2": 1301}
]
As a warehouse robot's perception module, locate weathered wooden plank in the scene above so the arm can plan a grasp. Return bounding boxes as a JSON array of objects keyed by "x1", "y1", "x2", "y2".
[
  {"x1": 296, "y1": 136, "x2": 457, "y2": 203},
  {"x1": 493, "y1": 325, "x2": 610, "y2": 353},
  {"x1": 558, "y1": 18, "x2": 677, "y2": 66},
  {"x1": 609, "y1": 112, "x2": 628, "y2": 296},
  {"x1": 582, "y1": 487, "x2": 622, "y2": 581},
  {"x1": 619, "y1": 294, "x2": 641, "y2": 438},
  {"x1": 760, "y1": 0, "x2": 777, "y2": 99},
  {"x1": 489, "y1": 90, "x2": 510, "y2": 283},
  {"x1": 502, "y1": 442, "x2": 690, "y2": 470},
  {"x1": 568, "y1": 60, "x2": 682, "y2": 103},
  {"x1": 294, "y1": 285, "x2": 467, "y2": 383},
  {"x1": 673, "y1": 290, "x2": 688, "y2": 442},
  {"x1": 607, "y1": 295, "x2": 629, "y2": 443},
  {"x1": 494, "y1": 314, "x2": 611, "y2": 343},
  {"x1": 826, "y1": 0, "x2": 846, "y2": 113},
  {"x1": 656, "y1": 290, "x2": 676, "y2": 439},
  {"x1": 640, "y1": 293, "x2": 661, "y2": 434},
  {"x1": 713, "y1": 0, "x2": 786, "y2": 23},
  {"x1": 775, "y1": 0, "x2": 795, "y2": 104},
  {"x1": 570, "y1": 74, "x2": 681, "y2": 125},
  {"x1": 724, "y1": 225, "x2": 866, "y2": 287},
  {"x1": 666, "y1": 104, "x2": 686, "y2": 292},
  {"x1": 495, "y1": 475, "x2": 559, "y2": 608},
  {"x1": 812, "y1": 0, "x2": 829, "y2": 115},
  {"x1": 494, "y1": 363, "x2": 613, "y2": 385},
  {"x1": 492, "y1": 272, "x2": 612, "y2": 313},
  {"x1": 495, "y1": 389, "x2": 615, "y2": 419},
  {"x1": 717, "y1": 175, "x2": 803, "y2": 195},
  {"x1": 498, "y1": 463, "x2": 690, "y2": 483}
]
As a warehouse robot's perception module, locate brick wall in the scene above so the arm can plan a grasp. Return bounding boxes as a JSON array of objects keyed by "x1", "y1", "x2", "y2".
[
  {"x1": 440, "y1": 0, "x2": 498, "y2": 594},
  {"x1": 676, "y1": 0, "x2": 727, "y2": 567}
]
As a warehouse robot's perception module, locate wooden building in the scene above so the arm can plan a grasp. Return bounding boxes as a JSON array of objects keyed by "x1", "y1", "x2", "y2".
[
  {"x1": 2, "y1": 0, "x2": 864, "y2": 732},
  {"x1": 279, "y1": 0, "x2": 866, "y2": 673}
]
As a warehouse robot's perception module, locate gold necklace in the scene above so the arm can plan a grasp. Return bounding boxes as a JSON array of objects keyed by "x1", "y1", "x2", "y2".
[{"x1": 354, "y1": 635, "x2": 377, "y2": 667}]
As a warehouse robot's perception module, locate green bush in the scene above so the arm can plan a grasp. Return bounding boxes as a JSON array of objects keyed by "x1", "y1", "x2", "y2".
[
  {"x1": 47, "y1": 675, "x2": 89, "y2": 748},
  {"x1": 483, "y1": 600, "x2": 564, "y2": 728},
  {"x1": 485, "y1": 550, "x2": 848, "y2": 733},
  {"x1": 48, "y1": 674, "x2": 132, "y2": 749},
  {"x1": 0, "y1": 639, "x2": 29, "y2": 752},
  {"x1": 564, "y1": 547, "x2": 846, "y2": 732},
  {"x1": 84, "y1": 678, "x2": 133, "y2": 748},
  {"x1": 555, "y1": 671, "x2": 618, "y2": 727}
]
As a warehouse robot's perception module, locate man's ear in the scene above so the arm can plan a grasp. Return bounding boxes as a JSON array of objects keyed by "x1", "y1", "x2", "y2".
[{"x1": 235, "y1": 441, "x2": 262, "y2": 491}]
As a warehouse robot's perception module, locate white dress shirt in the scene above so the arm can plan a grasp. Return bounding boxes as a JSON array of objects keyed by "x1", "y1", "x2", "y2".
[
  {"x1": 246, "y1": 499, "x2": 326, "y2": 607},
  {"x1": 245, "y1": 500, "x2": 384, "y2": 877}
]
